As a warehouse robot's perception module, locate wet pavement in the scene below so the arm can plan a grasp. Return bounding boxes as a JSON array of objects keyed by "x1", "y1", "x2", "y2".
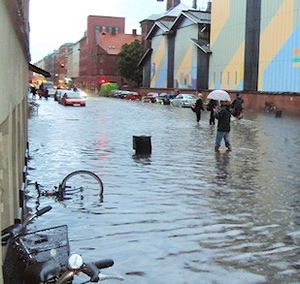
[{"x1": 26, "y1": 97, "x2": 300, "y2": 284}]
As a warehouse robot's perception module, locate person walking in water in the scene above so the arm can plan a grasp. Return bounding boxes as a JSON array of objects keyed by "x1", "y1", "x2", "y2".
[
  {"x1": 214, "y1": 100, "x2": 232, "y2": 152},
  {"x1": 194, "y1": 93, "x2": 205, "y2": 124},
  {"x1": 231, "y1": 93, "x2": 244, "y2": 119},
  {"x1": 206, "y1": 99, "x2": 218, "y2": 125}
]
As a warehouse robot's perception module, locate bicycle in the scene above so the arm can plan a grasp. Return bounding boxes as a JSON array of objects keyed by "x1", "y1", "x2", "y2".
[
  {"x1": 2, "y1": 206, "x2": 124, "y2": 283},
  {"x1": 35, "y1": 170, "x2": 104, "y2": 202}
]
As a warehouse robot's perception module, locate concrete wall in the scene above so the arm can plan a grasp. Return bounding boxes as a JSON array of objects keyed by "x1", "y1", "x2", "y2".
[
  {"x1": 0, "y1": 0, "x2": 29, "y2": 280},
  {"x1": 137, "y1": 87, "x2": 300, "y2": 115}
]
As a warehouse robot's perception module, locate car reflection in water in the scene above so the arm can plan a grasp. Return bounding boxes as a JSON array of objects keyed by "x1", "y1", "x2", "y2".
[{"x1": 61, "y1": 91, "x2": 86, "y2": 107}]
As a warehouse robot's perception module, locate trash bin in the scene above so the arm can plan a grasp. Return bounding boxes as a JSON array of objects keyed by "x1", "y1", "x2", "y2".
[
  {"x1": 133, "y1": 136, "x2": 152, "y2": 155},
  {"x1": 275, "y1": 110, "x2": 282, "y2": 117}
]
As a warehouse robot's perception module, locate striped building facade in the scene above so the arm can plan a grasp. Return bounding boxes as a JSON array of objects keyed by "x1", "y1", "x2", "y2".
[{"x1": 209, "y1": 0, "x2": 300, "y2": 93}]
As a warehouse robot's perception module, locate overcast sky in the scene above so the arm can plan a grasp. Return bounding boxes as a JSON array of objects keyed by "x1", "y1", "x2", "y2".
[{"x1": 29, "y1": 0, "x2": 209, "y2": 63}]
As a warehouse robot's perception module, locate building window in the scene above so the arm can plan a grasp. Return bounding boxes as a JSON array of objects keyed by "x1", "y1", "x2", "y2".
[
  {"x1": 99, "y1": 68, "x2": 103, "y2": 74},
  {"x1": 115, "y1": 27, "x2": 120, "y2": 34}
]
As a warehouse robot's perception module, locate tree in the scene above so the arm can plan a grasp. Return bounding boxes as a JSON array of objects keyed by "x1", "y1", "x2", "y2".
[{"x1": 118, "y1": 40, "x2": 145, "y2": 87}]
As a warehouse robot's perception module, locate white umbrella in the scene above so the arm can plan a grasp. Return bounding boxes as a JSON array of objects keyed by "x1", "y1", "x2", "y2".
[{"x1": 207, "y1": 90, "x2": 231, "y2": 102}]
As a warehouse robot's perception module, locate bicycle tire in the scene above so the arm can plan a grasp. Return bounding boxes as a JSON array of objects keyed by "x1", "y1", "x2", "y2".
[{"x1": 60, "y1": 170, "x2": 104, "y2": 196}]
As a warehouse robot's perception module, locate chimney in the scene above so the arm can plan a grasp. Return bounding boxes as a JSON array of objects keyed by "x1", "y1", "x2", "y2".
[
  {"x1": 166, "y1": 0, "x2": 180, "y2": 11},
  {"x1": 132, "y1": 29, "x2": 137, "y2": 36},
  {"x1": 192, "y1": 0, "x2": 197, "y2": 9},
  {"x1": 206, "y1": 1, "x2": 212, "y2": 12}
]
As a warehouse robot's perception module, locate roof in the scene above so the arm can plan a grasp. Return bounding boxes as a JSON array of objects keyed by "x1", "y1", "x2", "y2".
[
  {"x1": 191, "y1": 38, "x2": 211, "y2": 54},
  {"x1": 145, "y1": 20, "x2": 173, "y2": 40},
  {"x1": 170, "y1": 10, "x2": 211, "y2": 30},
  {"x1": 138, "y1": 48, "x2": 152, "y2": 67},
  {"x1": 141, "y1": 3, "x2": 191, "y2": 22},
  {"x1": 160, "y1": 3, "x2": 192, "y2": 19},
  {"x1": 98, "y1": 34, "x2": 142, "y2": 55}
]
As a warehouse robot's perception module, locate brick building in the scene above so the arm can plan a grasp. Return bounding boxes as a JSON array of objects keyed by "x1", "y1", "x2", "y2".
[{"x1": 76, "y1": 15, "x2": 126, "y2": 91}]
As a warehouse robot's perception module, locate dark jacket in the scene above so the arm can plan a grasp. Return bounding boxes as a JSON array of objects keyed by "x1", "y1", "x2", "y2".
[
  {"x1": 215, "y1": 105, "x2": 231, "y2": 132},
  {"x1": 195, "y1": 98, "x2": 204, "y2": 112},
  {"x1": 207, "y1": 99, "x2": 218, "y2": 111},
  {"x1": 231, "y1": 97, "x2": 243, "y2": 111}
]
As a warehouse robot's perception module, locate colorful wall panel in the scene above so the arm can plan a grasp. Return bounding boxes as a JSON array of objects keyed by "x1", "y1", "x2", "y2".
[
  {"x1": 173, "y1": 18, "x2": 198, "y2": 89},
  {"x1": 258, "y1": 0, "x2": 300, "y2": 92},
  {"x1": 209, "y1": 0, "x2": 247, "y2": 91},
  {"x1": 150, "y1": 35, "x2": 168, "y2": 88}
]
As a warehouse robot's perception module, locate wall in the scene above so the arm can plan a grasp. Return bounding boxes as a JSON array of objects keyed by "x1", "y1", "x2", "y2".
[
  {"x1": 209, "y1": 0, "x2": 247, "y2": 90},
  {"x1": 137, "y1": 87, "x2": 300, "y2": 115},
  {"x1": 258, "y1": 0, "x2": 300, "y2": 92},
  {"x1": 70, "y1": 41, "x2": 80, "y2": 79},
  {"x1": 174, "y1": 18, "x2": 198, "y2": 89},
  {"x1": 150, "y1": 35, "x2": 169, "y2": 88},
  {"x1": 0, "y1": 0, "x2": 29, "y2": 280}
]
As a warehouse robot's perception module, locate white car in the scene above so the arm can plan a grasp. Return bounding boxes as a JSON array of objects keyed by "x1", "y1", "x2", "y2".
[
  {"x1": 76, "y1": 88, "x2": 87, "y2": 98},
  {"x1": 170, "y1": 94, "x2": 198, "y2": 107}
]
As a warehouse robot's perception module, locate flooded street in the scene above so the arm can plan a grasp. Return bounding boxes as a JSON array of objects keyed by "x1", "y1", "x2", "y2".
[{"x1": 26, "y1": 97, "x2": 300, "y2": 284}]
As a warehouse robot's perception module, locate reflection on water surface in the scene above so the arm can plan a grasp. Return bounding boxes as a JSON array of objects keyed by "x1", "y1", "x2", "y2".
[{"x1": 27, "y1": 98, "x2": 300, "y2": 283}]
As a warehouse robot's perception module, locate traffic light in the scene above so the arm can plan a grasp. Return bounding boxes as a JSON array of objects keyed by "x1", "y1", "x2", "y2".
[{"x1": 60, "y1": 62, "x2": 65, "y2": 68}]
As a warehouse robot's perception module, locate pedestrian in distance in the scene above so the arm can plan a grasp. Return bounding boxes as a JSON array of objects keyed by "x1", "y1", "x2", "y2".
[
  {"x1": 194, "y1": 92, "x2": 205, "y2": 124},
  {"x1": 214, "y1": 100, "x2": 232, "y2": 152},
  {"x1": 30, "y1": 85, "x2": 37, "y2": 100},
  {"x1": 206, "y1": 99, "x2": 218, "y2": 125},
  {"x1": 44, "y1": 88, "x2": 49, "y2": 100},
  {"x1": 231, "y1": 93, "x2": 244, "y2": 119}
]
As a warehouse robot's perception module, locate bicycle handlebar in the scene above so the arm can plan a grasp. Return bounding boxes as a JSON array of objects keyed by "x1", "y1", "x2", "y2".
[
  {"x1": 56, "y1": 257, "x2": 123, "y2": 283},
  {"x1": 36, "y1": 205, "x2": 52, "y2": 216},
  {"x1": 1, "y1": 206, "x2": 52, "y2": 245}
]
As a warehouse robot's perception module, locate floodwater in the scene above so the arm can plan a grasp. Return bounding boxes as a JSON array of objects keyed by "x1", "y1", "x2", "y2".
[{"x1": 26, "y1": 97, "x2": 300, "y2": 284}]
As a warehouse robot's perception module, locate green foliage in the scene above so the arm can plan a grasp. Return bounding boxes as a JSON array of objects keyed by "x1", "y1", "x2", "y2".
[
  {"x1": 118, "y1": 40, "x2": 145, "y2": 86},
  {"x1": 99, "y1": 82, "x2": 119, "y2": 96}
]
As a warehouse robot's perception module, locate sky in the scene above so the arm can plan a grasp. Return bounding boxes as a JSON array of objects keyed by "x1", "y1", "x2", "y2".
[{"x1": 29, "y1": 0, "x2": 209, "y2": 63}]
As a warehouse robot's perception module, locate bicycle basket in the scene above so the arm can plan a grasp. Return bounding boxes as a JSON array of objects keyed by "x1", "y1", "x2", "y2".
[{"x1": 20, "y1": 225, "x2": 70, "y2": 267}]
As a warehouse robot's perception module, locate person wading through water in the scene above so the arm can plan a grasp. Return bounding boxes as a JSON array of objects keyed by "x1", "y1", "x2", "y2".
[
  {"x1": 214, "y1": 100, "x2": 232, "y2": 152},
  {"x1": 194, "y1": 93, "x2": 205, "y2": 124}
]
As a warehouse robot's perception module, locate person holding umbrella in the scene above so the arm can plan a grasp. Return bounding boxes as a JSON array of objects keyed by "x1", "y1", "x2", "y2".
[{"x1": 207, "y1": 90, "x2": 232, "y2": 152}]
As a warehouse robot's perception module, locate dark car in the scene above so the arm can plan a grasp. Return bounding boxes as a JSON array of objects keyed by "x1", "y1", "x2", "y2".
[
  {"x1": 162, "y1": 94, "x2": 176, "y2": 105},
  {"x1": 124, "y1": 91, "x2": 142, "y2": 101},
  {"x1": 142, "y1": 92, "x2": 159, "y2": 103}
]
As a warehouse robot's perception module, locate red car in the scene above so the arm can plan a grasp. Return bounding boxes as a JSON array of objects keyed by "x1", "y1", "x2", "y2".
[
  {"x1": 124, "y1": 91, "x2": 142, "y2": 101},
  {"x1": 61, "y1": 91, "x2": 86, "y2": 107}
]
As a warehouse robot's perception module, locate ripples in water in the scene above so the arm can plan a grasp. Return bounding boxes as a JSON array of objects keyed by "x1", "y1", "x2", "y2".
[{"x1": 26, "y1": 98, "x2": 300, "y2": 283}]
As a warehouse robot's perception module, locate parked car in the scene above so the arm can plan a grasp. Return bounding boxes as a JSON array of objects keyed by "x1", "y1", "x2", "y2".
[
  {"x1": 76, "y1": 88, "x2": 87, "y2": 98},
  {"x1": 55, "y1": 89, "x2": 69, "y2": 103},
  {"x1": 142, "y1": 92, "x2": 159, "y2": 103},
  {"x1": 162, "y1": 94, "x2": 176, "y2": 105},
  {"x1": 109, "y1": 89, "x2": 122, "y2": 97},
  {"x1": 61, "y1": 91, "x2": 86, "y2": 107},
  {"x1": 170, "y1": 94, "x2": 198, "y2": 107},
  {"x1": 124, "y1": 91, "x2": 142, "y2": 101},
  {"x1": 47, "y1": 88, "x2": 57, "y2": 97}
]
